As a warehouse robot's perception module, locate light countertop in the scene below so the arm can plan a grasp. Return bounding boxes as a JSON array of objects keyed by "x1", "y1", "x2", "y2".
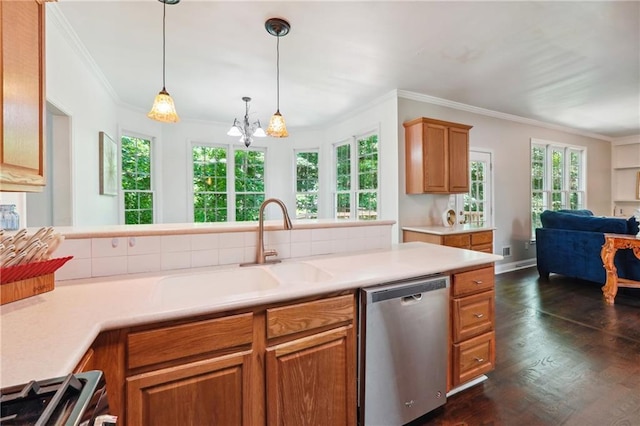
[
  {"x1": 0, "y1": 242, "x2": 501, "y2": 387},
  {"x1": 402, "y1": 224, "x2": 495, "y2": 236}
]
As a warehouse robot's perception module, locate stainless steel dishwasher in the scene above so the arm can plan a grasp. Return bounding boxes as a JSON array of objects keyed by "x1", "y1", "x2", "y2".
[{"x1": 358, "y1": 274, "x2": 449, "y2": 426}]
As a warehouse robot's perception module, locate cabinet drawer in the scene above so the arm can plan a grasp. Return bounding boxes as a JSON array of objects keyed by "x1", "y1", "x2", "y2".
[
  {"x1": 472, "y1": 243, "x2": 493, "y2": 253},
  {"x1": 443, "y1": 234, "x2": 471, "y2": 249},
  {"x1": 471, "y1": 231, "x2": 493, "y2": 245},
  {"x1": 452, "y1": 266, "x2": 495, "y2": 297},
  {"x1": 127, "y1": 313, "x2": 253, "y2": 370},
  {"x1": 267, "y1": 294, "x2": 354, "y2": 339},
  {"x1": 452, "y1": 332, "x2": 495, "y2": 386},
  {"x1": 452, "y1": 291, "x2": 495, "y2": 342}
]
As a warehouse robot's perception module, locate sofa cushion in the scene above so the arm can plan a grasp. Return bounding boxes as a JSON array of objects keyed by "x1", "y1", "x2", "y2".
[
  {"x1": 557, "y1": 209, "x2": 593, "y2": 216},
  {"x1": 628, "y1": 216, "x2": 640, "y2": 235},
  {"x1": 540, "y1": 210, "x2": 628, "y2": 234}
]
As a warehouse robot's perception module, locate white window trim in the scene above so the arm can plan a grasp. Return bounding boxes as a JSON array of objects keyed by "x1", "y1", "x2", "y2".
[
  {"x1": 232, "y1": 145, "x2": 267, "y2": 222},
  {"x1": 293, "y1": 148, "x2": 320, "y2": 219},
  {"x1": 119, "y1": 131, "x2": 158, "y2": 225},
  {"x1": 188, "y1": 141, "x2": 230, "y2": 222},
  {"x1": 530, "y1": 138, "x2": 587, "y2": 237}
]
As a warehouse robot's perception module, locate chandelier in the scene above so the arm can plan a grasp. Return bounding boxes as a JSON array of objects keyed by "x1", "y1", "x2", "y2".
[{"x1": 227, "y1": 97, "x2": 266, "y2": 147}]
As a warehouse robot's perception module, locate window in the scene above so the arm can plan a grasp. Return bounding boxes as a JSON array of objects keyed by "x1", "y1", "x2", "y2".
[
  {"x1": 531, "y1": 140, "x2": 586, "y2": 237},
  {"x1": 121, "y1": 135, "x2": 154, "y2": 224},
  {"x1": 455, "y1": 151, "x2": 492, "y2": 227},
  {"x1": 295, "y1": 150, "x2": 319, "y2": 219},
  {"x1": 192, "y1": 145, "x2": 228, "y2": 222},
  {"x1": 192, "y1": 144, "x2": 265, "y2": 222},
  {"x1": 333, "y1": 132, "x2": 379, "y2": 220},
  {"x1": 234, "y1": 148, "x2": 265, "y2": 221}
]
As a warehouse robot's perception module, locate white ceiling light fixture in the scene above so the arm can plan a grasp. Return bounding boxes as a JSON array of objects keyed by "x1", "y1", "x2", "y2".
[
  {"x1": 265, "y1": 17, "x2": 290, "y2": 138},
  {"x1": 227, "y1": 97, "x2": 266, "y2": 147},
  {"x1": 147, "y1": 0, "x2": 180, "y2": 123}
]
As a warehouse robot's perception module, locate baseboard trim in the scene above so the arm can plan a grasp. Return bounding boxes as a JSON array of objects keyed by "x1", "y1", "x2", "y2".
[
  {"x1": 496, "y1": 258, "x2": 537, "y2": 275},
  {"x1": 447, "y1": 375, "x2": 488, "y2": 397}
]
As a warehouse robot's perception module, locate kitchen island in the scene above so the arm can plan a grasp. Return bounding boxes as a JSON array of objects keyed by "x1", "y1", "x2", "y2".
[{"x1": 1, "y1": 242, "x2": 501, "y2": 424}]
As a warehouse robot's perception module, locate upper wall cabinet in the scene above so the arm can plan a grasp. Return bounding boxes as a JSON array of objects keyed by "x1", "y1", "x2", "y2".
[
  {"x1": 404, "y1": 117, "x2": 472, "y2": 194},
  {"x1": 0, "y1": 0, "x2": 46, "y2": 192}
]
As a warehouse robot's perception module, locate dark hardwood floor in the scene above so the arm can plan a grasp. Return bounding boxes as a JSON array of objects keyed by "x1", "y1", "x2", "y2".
[{"x1": 414, "y1": 267, "x2": 640, "y2": 426}]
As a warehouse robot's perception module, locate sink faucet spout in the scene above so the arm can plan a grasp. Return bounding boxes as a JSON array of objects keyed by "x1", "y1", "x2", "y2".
[{"x1": 253, "y1": 198, "x2": 293, "y2": 265}]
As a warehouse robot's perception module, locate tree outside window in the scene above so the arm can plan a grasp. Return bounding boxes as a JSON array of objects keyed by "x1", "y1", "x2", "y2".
[{"x1": 122, "y1": 135, "x2": 153, "y2": 224}]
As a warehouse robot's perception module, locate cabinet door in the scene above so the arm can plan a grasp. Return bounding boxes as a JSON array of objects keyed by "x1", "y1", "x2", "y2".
[
  {"x1": 0, "y1": 0, "x2": 46, "y2": 192},
  {"x1": 448, "y1": 127, "x2": 469, "y2": 193},
  {"x1": 266, "y1": 326, "x2": 356, "y2": 426},
  {"x1": 127, "y1": 352, "x2": 251, "y2": 426},
  {"x1": 423, "y1": 123, "x2": 448, "y2": 192}
]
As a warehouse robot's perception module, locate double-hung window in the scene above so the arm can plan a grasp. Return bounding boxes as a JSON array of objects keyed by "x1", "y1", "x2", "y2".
[
  {"x1": 122, "y1": 135, "x2": 154, "y2": 224},
  {"x1": 531, "y1": 139, "x2": 586, "y2": 237},
  {"x1": 192, "y1": 144, "x2": 265, "y2": 222},
  {"x1": 295, "y1": 150, "x2": 319, "y2": 219},
  {"x1": 333, "y1": 132, "x2": 379, "y2": 220}
]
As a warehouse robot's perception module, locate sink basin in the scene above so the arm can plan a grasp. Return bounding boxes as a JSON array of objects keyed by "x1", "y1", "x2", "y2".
[
  {"x1": 156, "y1": 267, "x2": 279, "y2": 301},
  {"x1": 268, "y1": 262, "x2": 333, "y2": 284}
]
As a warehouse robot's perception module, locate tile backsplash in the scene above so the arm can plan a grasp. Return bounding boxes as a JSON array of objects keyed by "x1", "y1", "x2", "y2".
[{"x1": 55, "y1": 225, "x2": 393, "y2": 281}]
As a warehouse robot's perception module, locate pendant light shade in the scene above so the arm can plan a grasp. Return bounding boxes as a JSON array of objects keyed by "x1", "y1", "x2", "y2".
[
  {"x1": 148, "y1": 0, "x2": 180, "y2": 123},
  {"x1": 265, "y1": 18, "x2": 290, "y2": 138}
]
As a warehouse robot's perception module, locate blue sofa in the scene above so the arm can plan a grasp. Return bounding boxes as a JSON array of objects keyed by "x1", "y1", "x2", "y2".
[{"x1": 535, "y1": 210, "x2": 640, "y2": 284}]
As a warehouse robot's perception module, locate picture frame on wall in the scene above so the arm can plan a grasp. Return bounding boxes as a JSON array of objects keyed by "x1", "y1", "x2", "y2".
[{"x1": 99, "y1": 131, "x2": 118, "y2": 196}]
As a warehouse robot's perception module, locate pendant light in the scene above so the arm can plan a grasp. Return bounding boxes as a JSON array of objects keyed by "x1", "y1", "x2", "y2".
[
  {"x1": 147, "y1": 0, "x2": 180, "y2": 123},
  {"x1": 227, "y1": 97, "x2": 266, "y2": 147},
  {"x1": 265, "y1": 18, "x2": 290, "y2": 138}
]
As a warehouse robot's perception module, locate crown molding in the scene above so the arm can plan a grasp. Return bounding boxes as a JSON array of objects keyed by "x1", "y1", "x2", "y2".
[
  {"x1": 611, "y1": 135, "x2": 640, "y2": 146},
  {"x1": 397, "y1": 90, "x2": 613, "y2": 142},
  {"x1": 47, "y1": 4, "x2": 121, "y2": 104}
]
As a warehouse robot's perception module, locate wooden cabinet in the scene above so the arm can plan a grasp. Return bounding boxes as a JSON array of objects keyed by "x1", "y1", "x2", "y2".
[
  {"x1": 0, "y1": 0, "x2": 46, "y2": 192},
  {"x1": 265, "y1": 295, "x2": 356, "y2": 426},
  {"x1": 127, "y1": 353, "x2": 250, "y2": 426},
  {"x1": 88, "y1": 292, "x2": 356, "y2": 426},
  {"x1": 449, "y1": 265, "x2": 496, "y2": 389},
  {"x1": 403, "y1": 117, "x2": 471, "y2": 194},
  {"x1": 403, "y1": 229, "x2": 493, "y2": 253}
]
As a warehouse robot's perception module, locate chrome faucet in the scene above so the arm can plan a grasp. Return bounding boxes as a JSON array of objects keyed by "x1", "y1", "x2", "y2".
[{"x1": 247, "y1": 198, "x2": 292, "y2": 265}]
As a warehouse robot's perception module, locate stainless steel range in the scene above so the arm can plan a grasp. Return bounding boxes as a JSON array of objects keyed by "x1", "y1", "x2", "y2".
[
  {"x1": 358, "y1": 274, "x2": 449, "y2": 425},
  {"x1": 0, "y1": 370, "x2": 115, "y2": 426}
]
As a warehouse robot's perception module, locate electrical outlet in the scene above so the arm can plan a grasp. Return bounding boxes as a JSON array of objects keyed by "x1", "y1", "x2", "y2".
[{"x1": 524, "y1": 241, "x2": 530, "y2": 250}]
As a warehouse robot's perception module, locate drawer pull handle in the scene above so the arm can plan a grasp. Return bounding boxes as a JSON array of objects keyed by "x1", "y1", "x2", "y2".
[
  {"x1": 474, "y1": 357, "x2": 485, "y2": 363},
  {"x1": 473, "y1": 313, "x2": 484, "y2": 318},
  {"x1": 473, "y1": 280, "x2": 483, "y2": 285}
]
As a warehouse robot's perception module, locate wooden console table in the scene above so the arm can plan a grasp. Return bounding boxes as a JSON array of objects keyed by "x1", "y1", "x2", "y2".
[{"x1": 601, "y1": 234, "x2": 640, "y2": 304}]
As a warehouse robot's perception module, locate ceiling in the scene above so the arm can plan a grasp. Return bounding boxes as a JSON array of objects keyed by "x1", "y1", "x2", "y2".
[{"x1": 53, "y1": 0, "x2": 640, "y2": 139}]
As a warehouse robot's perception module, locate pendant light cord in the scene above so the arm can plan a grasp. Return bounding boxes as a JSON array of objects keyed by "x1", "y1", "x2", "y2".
[
  {"x1": 276, "y1": 35, "x2": 280, "y2": 111},
  {"x1": 162, "y1": 1, "x2": 166, "y2": 90}
]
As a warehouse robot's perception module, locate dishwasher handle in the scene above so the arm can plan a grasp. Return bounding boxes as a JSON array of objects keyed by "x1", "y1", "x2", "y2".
[{"x1": 368, "y1": 277, "x2": 448, "y2": 304}]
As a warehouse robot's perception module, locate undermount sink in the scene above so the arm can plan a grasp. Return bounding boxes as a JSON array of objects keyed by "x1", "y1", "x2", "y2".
[
  {"x1": 267, "y1": 262, "x2": 333, "y2": 284},
  {"x1": 156, "y1": 267, "x2": 280, "y2": 300}
]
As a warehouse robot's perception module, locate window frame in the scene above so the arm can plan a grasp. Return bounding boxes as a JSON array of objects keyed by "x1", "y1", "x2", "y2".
[
  {"x1": 120, "y1": 132, "x2": 157, "y2": 225},
  {"x1": 530, "y1": 138, "x2": 587, "y2": 238},
  {"x1": 332, "y1": 130, "x2": 379, "y2": 220},
  {"x1": 189, "y1": 142, "x2": 267, "y2": 223},
  {"x1": 294, "y1": 148, "x2": 320, "y2": 219}
]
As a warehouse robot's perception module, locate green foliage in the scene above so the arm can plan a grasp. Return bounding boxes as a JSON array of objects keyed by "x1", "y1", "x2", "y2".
[{"x1": 296, "y1": 152, "x2": 319, "y2": 219}]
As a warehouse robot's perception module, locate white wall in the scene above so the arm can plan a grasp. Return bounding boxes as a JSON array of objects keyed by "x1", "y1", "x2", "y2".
[
  {"x1": 398, "y1": 96, "x2": 612, "y2": 264},
  {"x1": 46, "y1": 10, "x2": 119, "y2": 226}
]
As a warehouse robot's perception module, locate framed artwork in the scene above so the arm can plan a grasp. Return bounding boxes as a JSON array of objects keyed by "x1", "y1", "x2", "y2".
[{"x1": 99, "y1": 131, "x2": 118, "y2": 196}]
